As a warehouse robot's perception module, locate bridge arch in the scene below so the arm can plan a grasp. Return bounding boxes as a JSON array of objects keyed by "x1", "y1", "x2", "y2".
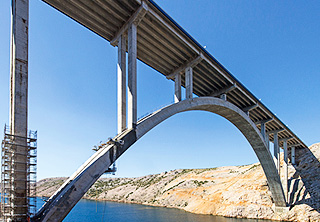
[{"x1": 33, "y1": 97, "x2": 286, "y2": 222}]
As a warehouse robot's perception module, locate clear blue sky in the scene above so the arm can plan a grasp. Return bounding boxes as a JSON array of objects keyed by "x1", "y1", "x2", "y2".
[{"x1": 0, "y1": 0, "x2": 319, "y2": 180}]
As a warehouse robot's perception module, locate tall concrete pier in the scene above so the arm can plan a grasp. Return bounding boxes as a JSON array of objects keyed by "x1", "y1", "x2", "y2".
[{"x1": 6, "y1": 0, "x2": 29, "y2": 220}]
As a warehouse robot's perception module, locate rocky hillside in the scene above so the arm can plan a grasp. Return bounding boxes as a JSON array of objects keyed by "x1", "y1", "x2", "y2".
[{"x1": 36, "y1": 143, "x2": 320, "y2": 221}]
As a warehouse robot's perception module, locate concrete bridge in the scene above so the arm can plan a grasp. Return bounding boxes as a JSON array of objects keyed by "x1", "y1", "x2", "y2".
[{"x1": 3, "y1": 0, "x2": 307, "y2": 221}]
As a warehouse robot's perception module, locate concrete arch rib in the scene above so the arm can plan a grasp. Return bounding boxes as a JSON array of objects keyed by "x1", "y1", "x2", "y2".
[
  {"x1": 33, "y1": 97, "x2": 285, "y2": 222},
  {"x1": 137, "y1": 97, "x2": 286, "y2": 207}
]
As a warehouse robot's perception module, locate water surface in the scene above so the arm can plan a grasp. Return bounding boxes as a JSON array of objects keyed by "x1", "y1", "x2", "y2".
[{"x1": 37, "y1": 198, "x2": 273, "y2": 222}]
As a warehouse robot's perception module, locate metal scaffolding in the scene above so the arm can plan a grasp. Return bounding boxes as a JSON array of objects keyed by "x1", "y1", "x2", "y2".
[
  {"x1": 0, "y1": 124, "x2": 37, "y2": 221},
  {"x1": 93, "y1": 138, "x2": 118, "y2": 175}
]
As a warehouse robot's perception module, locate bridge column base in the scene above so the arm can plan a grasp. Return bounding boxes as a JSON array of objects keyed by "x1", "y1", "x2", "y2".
[{"x1": 273, "y1": 205, "x2": 290, "y2": 214}]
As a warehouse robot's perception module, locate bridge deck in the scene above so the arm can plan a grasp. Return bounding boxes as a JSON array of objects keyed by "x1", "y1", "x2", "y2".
[{"x1": 42, "y1": 0, "x2": 306, "y2": 148}]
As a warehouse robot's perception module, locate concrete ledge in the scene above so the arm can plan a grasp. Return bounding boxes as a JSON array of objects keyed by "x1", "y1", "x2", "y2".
[{"x1": 273, "y1": 205, "x2": 290, "y2": 213}]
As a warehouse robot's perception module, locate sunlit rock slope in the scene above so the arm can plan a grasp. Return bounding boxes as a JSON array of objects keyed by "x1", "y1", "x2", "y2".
[{"x1": 36, "y1": 143, "x2": 320, "y2": 221}]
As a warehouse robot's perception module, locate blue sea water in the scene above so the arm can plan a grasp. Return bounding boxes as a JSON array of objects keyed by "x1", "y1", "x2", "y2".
[{"x1": 36, "y1": 198, "x2": 273, "y2": 222}]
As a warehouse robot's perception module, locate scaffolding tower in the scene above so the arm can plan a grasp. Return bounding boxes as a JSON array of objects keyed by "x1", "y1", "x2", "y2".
[
  {"x1": 0, "y1": 124, "x2": 37, "y2": 221},
  {"x1": 93, "y1": 138, "x2": 118, "y2": 175}
]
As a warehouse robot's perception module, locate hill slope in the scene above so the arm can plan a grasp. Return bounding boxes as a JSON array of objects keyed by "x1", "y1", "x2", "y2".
[{"x1": 36, "y1": 143, "x2": 320, "y2": 221}]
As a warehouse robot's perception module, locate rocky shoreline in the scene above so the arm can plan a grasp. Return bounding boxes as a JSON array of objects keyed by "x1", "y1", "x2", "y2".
[{"x1": 36, "y1": 143, "x2": 320, "y2": 221}]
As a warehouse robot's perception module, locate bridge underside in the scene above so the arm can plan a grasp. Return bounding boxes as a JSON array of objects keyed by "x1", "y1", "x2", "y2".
[
  {"x1": 41, "y1": 0, "x2": 305, "y2": 149},
  {"x1": 33, "y1": 97, "x2": 286, "y2": 221}
]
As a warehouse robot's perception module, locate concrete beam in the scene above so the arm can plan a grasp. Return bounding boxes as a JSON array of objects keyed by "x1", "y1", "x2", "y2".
[
  {"x1": 289, "y1": 143, "x2": 302, "y2": 147},
  {"x1": 209, "y1": 83, "x2": 237, "y2": 97},
  {"x1": 166, "y1": 54, "x2": 203, "y2": 79},
  {"x1": 110, "y1": 2, "x2": 148, "y2": 46},
  {"x1": 128, "y1": 23, "x2": 137, "y2": 129},
  {"x1": 279, "y1": 137, "x2": 293, "y2": 142},
  {"x1": 174, "y1": 74, "x2": 181, "y2": 103},
  {"x1": 254, "y1": 118, "x2": 273, "y2": 125},
  {"x1": 242, "y1": 103, "x2": 258, "y2": 113},
  {"x1": 117, "y1": 35, "x2": 126, "y2": 134},
  {"x1": 185, "y1": 67, "x2": 193, "y2": 99},
  {"x1": 267, "y1": 128, "x2": 285, "y2": 135}
]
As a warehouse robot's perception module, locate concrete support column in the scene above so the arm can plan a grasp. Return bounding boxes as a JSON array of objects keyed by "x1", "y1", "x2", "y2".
[
  {"x1": 10, "y1": 0, "x2": 29, "y2": 220},
  {"x1": 283, "y1": 140, "x2": 288, "y2": 203},
  {"x1": 274, "y1": 132, "x2": 280, "y2": 174},
  {"x1": 10, "y1": 0, "x2": 28, "y2": 139},
  {"x1": 128, "y1": 23, "x2": 137, "y2": 129},
  {"x1": 291, "y1": 146, "x2": 296, "y2": 165},
  {"x1": 261, "y1": 122, "x2": 266, "y2": 141},
  {"x1": 266, "y1": 133, "x2": 270, "y2": 150},
  {"x1": 117, "y1": 34, "x2": 126, "y2": 134},
  {"x1": 185, "y1": 67, "x2": 193, "y2": 99},
  {"x1": 174, "y1": 74, "x2": 181, "y2": 103}
]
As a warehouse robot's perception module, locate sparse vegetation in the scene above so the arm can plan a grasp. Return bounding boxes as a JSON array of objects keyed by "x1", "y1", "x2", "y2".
[
  {"x1": 241, "y1": 164, "x2": 260, "y2": 174},
  {"x1": 193, "y1": 180, "x2": 209, "y2": 187},
  {"x1": 193, "y1": 167, "x2": 217, "y2": 175}
]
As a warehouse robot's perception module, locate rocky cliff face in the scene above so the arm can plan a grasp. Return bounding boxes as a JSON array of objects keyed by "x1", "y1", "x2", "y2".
[{"x1": 36, "y1": 143, "x2": 320, "y2": 221}]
